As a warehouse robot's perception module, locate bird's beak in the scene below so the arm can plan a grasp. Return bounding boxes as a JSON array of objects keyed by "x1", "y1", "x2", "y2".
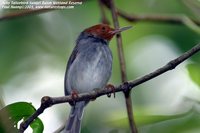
[{"x1": 110, "y1": 26, "x2": 132, "y2": 34}]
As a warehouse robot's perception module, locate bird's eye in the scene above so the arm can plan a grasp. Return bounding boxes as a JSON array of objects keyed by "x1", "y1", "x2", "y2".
[{"x1": 102, "y1": 26, "x2": 106, "y2": 31}]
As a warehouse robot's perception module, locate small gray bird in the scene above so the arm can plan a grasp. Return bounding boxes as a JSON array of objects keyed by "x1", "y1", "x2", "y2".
[{"x1": 64, "y1": 24, "x2": 131, "y2": 133}]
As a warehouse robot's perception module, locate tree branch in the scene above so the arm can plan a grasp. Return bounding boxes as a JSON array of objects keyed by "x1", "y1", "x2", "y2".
[
  {"x1": 0, "y1": 0, "x2": 80, "y2": 21},
  {"x1": 108, "y1": 0, "x2": 137, "y2": 132},
  {"x1": 0, "y1": 9, "x2": 52, "y2": 21},
  {"x1": 98, "y1": 0, "x2": 110, "y2": 24},
  {"x1": 0, "y1": 2, "x2": 200, "y2": 27},
  {"x1": 117, "y1": 10, "x2": 200, "y2": 26},
  {"x1": 19, "y1": 43, "x2": 200, "y2": 132},
  {"x1": 0, "y1": 5, "x2": 199, "y2": 36},
  {"x1": 109, "y1": 0, "x2": 127, "y2": 82},
  {"x1": 100, "y1": 0, "x2": 200, "y2": 26}
]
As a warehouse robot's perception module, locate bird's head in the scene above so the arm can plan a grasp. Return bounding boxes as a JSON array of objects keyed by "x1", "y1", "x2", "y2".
[{"x1": 84, "y1": 24, "x2": 132, "y2": 41}]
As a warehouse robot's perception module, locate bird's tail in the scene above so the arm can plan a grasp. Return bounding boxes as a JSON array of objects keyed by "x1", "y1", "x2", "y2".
[{"x1": 64, "y1": 101, "x2": 86, "y2": 133}]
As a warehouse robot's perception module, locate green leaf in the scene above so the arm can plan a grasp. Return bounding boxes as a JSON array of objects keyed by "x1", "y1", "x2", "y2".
[
  {"x1": 187, "y1": 63, "x2": 200, "y2": 87},
  {"x1": 0, "y1": 102, "x2": 43, "y2": 133}
]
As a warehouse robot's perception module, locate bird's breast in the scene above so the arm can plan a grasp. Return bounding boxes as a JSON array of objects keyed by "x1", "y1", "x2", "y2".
[{"x1": 69, "y1": 45, "x2": 112, "y2": 93}]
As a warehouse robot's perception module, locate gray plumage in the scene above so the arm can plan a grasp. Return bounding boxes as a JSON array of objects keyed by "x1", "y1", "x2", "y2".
[{"x1": 64, "y1": 32, "x2": 113, "y2": 133}]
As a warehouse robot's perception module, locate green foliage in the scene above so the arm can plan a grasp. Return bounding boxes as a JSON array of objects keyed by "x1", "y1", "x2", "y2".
[
  {"x1": 0, "y1": 0, "x2": 200, "y2": 132},
  {"x1": 0, "y1": 102, "x2": 43, "y2": 133},
  {"x1": 187, "y1": 63, "x2": 200, "y2": 87},
  {"x1": 108, "y1": 110, "x2": 200, "y2": 133}
]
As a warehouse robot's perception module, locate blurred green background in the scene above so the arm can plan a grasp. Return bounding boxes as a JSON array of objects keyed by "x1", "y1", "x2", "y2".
[{"x1": 1, "y1": 0, "x2": 200, "y2": 133}]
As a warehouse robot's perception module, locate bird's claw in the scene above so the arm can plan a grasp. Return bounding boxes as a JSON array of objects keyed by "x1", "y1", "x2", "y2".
[
  {"x1": 71, "y1": 89, "x2": 79, "y2": 99},
  {"x1": 70, "y1": 89, "x2": 79, "y2": 105},
  {"x1": 105, "y1": 84, "x2": 115, "y2": 98}
]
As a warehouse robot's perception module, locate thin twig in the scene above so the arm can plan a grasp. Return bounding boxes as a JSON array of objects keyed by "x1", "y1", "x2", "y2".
[
  {"x1": 117, "y1": 10, "x2": 200, "y2": 26},
  {"x1": 98, "y1": 0, "x2": 110, "y2": 24},
  {"x1": 109, "y1": 0, "x2": 127, "y2": 82},
  {"x1": 0, "y1": 9, "x2": 51, "y2": 21},
  {"x1": 108, "y1": 0, "x2": 137, "y2": 132},
  {"x1": 0, "y1": 2, "x2": 200, "y2": 27},
  {"x1": 19, "y1": 43, "x2": 200, "y2": 132},
  {"x1": 100, "y1": 0, "x2": 200, "y2": 26},
  {"x1": 0, "y1": 0, "x2": 80, "y2": 21}
]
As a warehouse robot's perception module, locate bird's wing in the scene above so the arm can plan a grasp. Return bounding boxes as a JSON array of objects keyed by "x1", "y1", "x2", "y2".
[
  {"x1": 67, "y1": 45, "x2": 79, "y2": 71},
  {"x1": 64, "y1": 45, "x2": 79, "y2": 95}
]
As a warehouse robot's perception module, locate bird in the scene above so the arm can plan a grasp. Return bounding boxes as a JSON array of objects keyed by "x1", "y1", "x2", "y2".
[{"x1": 64, "y1": 24, "x2": 132, "y2": 133}]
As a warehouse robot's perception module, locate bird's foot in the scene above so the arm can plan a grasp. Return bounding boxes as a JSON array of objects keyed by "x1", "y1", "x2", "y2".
[
  {"x1": 70, "y1": 89, "x2": 79, "y2": 105},
  {"x1": 71, "y1": 89, "x2": 79, "y2": 99},
  {"x1": 105, "y1": 84, "x2": 115, "y2": 98}
]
